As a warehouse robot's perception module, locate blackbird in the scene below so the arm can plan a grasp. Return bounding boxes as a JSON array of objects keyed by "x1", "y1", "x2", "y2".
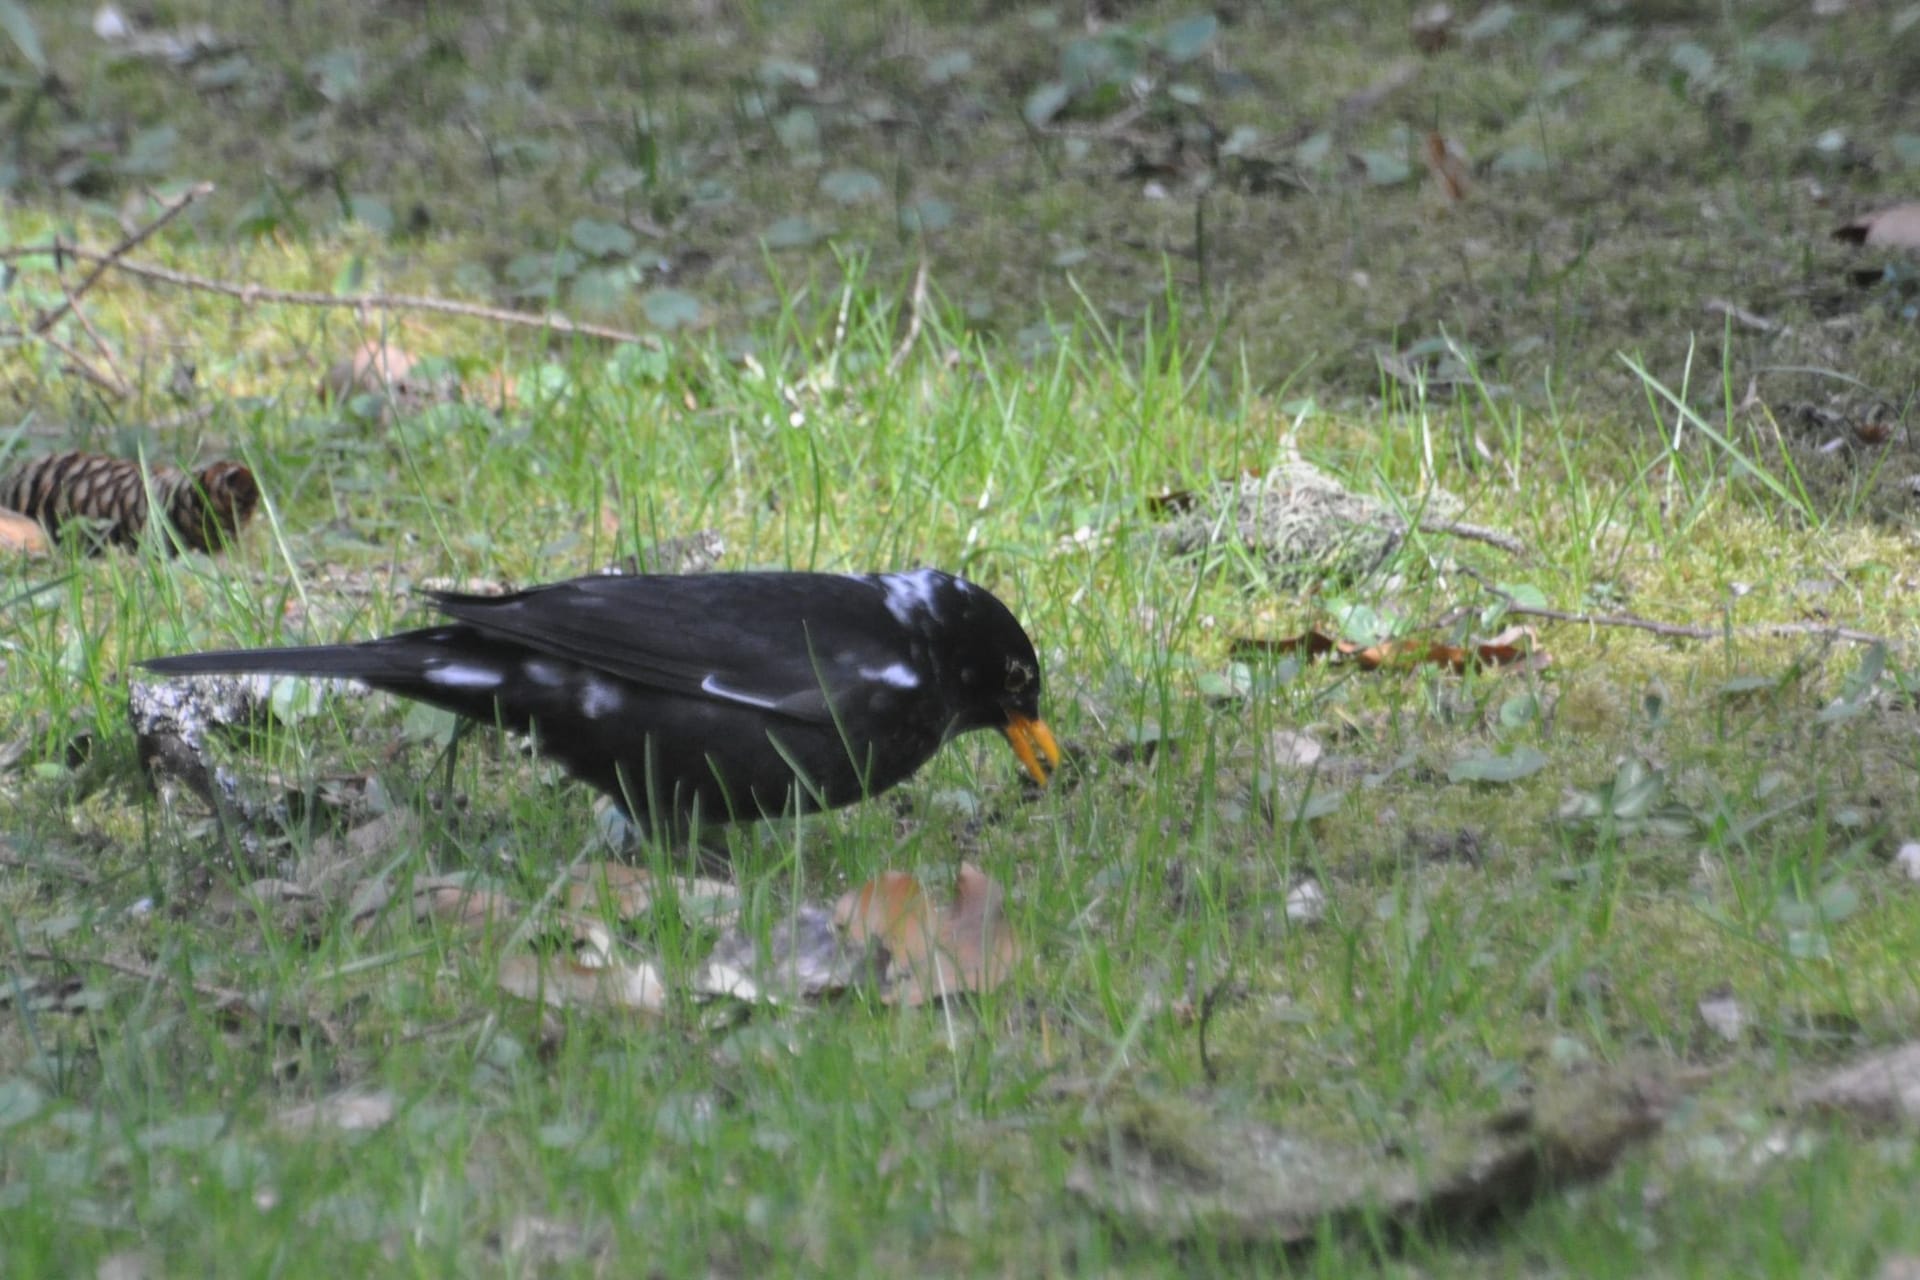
[{"x1": 143, "y1": 568, "x2": 1059, "y2": 832}]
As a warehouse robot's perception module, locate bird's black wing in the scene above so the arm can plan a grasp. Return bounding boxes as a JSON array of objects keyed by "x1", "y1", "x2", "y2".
[{"x1": 426, "y1": 572, "x2": 914, "y2": 724}]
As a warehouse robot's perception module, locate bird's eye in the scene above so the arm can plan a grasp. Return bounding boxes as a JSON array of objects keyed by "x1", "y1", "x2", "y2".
[{"x1": 1004, "y1": 662, "x2": 1032, "y2": 693}]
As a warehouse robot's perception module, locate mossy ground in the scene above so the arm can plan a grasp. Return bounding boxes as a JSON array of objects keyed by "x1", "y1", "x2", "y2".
[{"x1": 4, "y1": 1, "x2": 1920, "y2": 1274}]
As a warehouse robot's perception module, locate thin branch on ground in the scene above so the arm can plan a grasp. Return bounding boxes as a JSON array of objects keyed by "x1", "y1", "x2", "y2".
[
  {"x1": 1413, "y1": 517, "x2": 1525, "y2": 555},
  {"x1": 0, "y1": 845, "x2": 98, "y2": 887},
  {"x1": 37, "y1": 329, "x2": 126, "y2": 398},
  {"x1": 55, "y1": 273, "x2": 132, "y2": 397},
  {"x1": 20, "y1": 946, "x2": 344, "y2": 1048},
  {"x1": 1, "y1": 243, "x2": 662, "y2": 349},
  {"x1": 30, "y1": 182, "x2": 215, "y2": 336},
  {"x1": 1195, "y1": 971, "x2": 1240, "y2": 1086},
  {"x1": 1448, "y1": 565, "x2": 1891, "y2": 648},
  {"x1": 1704, "y1": 298, "x2": 1786, "y2": 334},
  {"x1": 147, "y1": 402, "x2": 229, "y2": 431},
  {"x1": 1499, "y1": 603, "x2": 1887, "y2": 647}
]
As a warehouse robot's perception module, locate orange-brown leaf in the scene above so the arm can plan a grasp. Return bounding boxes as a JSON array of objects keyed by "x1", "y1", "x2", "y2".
[
  {"x1": 1230, "y1": 630, "x2": 1340, "y2": 660},
  {"x1": 411, "y1": 880, "x2": 521, "y2": 931},
  {"x1": 1424, "y1": 131, "x2": 1469, "y2": 202},
  {"x1": 837, "y1": 864, "x2": 1020, "y2": 1006},
  {"x1": 837, "y1": 870, "x2": 935, "y2": 951},
  {"x1": 496, "y1": 953, "x2": 667, "y2": 1015},
  {"x1": 0, "y1": 507, "x2": 50, "y2": 555},
  {"x1": 1236, "y1": 626, "x2": 1549, "y2": 674},
  {"x1": 1475, "y1": 624, "x2": 1549, "y2": 670},
  {"x1": 563, "y1": 861, "x2": 738, "y2": 926},
  {"x1": 319, "y1": 339, "x2": 418, "y2": 402},
  {"x1": 1834, "y1": 204, "x2": 1920, "y2": 250},
  {"x1": 564, "y1": 862, "x2": 660, "y2": 918}
]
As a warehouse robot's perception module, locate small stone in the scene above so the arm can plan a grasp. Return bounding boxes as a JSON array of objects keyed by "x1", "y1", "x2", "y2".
[
  {"x1": 1698, "y1": 987, "x2": 1747, "y2": 1044},
  {"x1": 1895, "y1": 843, "x2": 1920, "y2": 882}
]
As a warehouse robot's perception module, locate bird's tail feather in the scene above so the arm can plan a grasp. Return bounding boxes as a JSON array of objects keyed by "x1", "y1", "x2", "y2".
[{"x1": 142, "y1": 643, "x2": 407, "y2": 683}]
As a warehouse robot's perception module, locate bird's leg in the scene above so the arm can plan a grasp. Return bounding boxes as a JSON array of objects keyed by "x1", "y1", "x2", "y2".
[{"x1": 430, "y1": 717, "x2": 470, "y2": 802}]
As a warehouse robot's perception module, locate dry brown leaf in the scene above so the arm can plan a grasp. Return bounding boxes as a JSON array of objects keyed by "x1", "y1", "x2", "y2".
[
  {"x1": 1234, "y1": 625, "x2": 1548, "y2": 674},
  {"x1": 414, "y1": 883, "x2": 522, "y2": 930},
  {"x1": 1266, "y1": 729, "x2": 1323, "y2": 771},
  {"x1": 563, "y1": 861, "x2": 738, "y2": 926},
  {"x1": 1230, "y1": 629, "x2": 1403, "y2": 668},
  {"x1": 276, "y1": 1089, "x2": 396, "y2": 1133},
  {"x1": 350, "y1": 875, "x2": 521, "y2": 935},
  {"x1": 305, "y1": 810, "x2": 422, "y2": 891},
  {"x1": 1423, "y1": 131, "x2": 1469, "y2": 202},
  {"x1": 838, "y1": 864, "x2": 1020, "y2": 1006},
  {"x1": 1834, "y1": 204, "x2": 1920, "y2": 250},
  {"x1": 497, "y1": 952, "x2": 668, "y2": 1015},
  {"x1": 0, "y1": 507, "x2": 51, "y2": 555},
  {"x1": 1410, "y1": 3, "x2": 1454, "y2": 53},
  {"x1": 564, "y1": 862, "x2": 659, "y2": 916},
  {"x1": 1794, "y1": 1041, "x2": 1920, "y2": 1122},
  {"x1": 1473, "y1": 624, "x2": 1550, "y2": 670},
  {"x1": 837, "y1": 870, "x2": 936, "y2": 963},
  {"x1": 319, "y1": 338, "x2": 418, "y2": 402},
  {"x1": 1230, "y1": 630, "x2": 1340, "y2": 661},
  {"x1": 698, "y1": 904, "x2": 863, "y2": 1004},
  {"x1": 464, "y1": 364, "x2": 518, "y2": 413}
]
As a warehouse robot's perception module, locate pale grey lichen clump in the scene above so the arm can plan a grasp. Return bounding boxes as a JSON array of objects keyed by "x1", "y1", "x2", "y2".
[{"x1": 1157, "y1": 457, "x2": 1463, "y2": 589}]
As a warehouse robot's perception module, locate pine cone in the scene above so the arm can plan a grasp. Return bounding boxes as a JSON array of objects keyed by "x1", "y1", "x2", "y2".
[{"x1": 0, "y1": 451, "x2": 260, "y2": 554}]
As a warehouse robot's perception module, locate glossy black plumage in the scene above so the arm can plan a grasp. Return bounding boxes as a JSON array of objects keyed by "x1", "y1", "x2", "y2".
[{"x1": 142, "y1": 569, "x2": 1058, "y2": 832}]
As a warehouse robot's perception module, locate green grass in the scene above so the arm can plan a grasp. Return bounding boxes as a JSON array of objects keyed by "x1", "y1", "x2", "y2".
[
  {"x1": 7, "y1": 0, "x2": 1920, "y2": 1273},
  {"x1": 5, "y1": 250, "x2": 1920, "y2": 1274}
]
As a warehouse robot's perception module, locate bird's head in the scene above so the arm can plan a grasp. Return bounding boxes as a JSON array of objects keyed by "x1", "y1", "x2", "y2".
[{"x1": 930, "y1": 574, "x2": 1060, "y2": 786}]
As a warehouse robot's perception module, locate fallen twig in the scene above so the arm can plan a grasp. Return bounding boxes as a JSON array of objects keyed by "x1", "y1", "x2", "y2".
[
  {"x1": 0, "y1": 843, "x2": 99, "y2": 887},
  {"x1": 2, "y1": 244, "x2": 662, "y2": 349},
  {"x1": 1704, "y1": 298, "x2": 1786, "y2": 335},
  {"x1": 29, "y1": 182, "x2": 214, "y2": 336},
  {"x1": 1448, "y1": 566, "x2": 1892, "y2": 649},
  {"x1": 1504, "y1": 604, "x2": 1886, "y2": 647},
  {"x1": 52, "y1": 274, "x2": 132, "y2": 397},
  {"x1": 36, "y1": 329, "x2": 126, "y2": 398},
  {"x1": 20, "y1": 946, "x2": 344, "y2": 1048},
  {"x1": 1413, "y1": 517, "x2": 1525, "y2": 555},
  {"x1": 1438, "y1": 597, "x2": 1887, "y2": 648},
  {"x1": 146, "y1": 401, "x2": 229, "y2": 432}
]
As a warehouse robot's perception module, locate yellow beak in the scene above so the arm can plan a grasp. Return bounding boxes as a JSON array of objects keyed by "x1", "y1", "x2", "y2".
[{"x1": 1001, "y1": 713, "x2": 1061, "y2": 785}]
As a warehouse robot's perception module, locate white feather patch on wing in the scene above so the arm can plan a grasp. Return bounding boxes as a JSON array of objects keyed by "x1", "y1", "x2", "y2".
[
  {"x1": 859, "y1": 662, "x2": 920, "y2": 689},
  {"x1": 699, "y1": 673, "x2": 781, "y2": 710},
  {"x1": 876, "y1": 569, "x2": 947, "y2": 625},
  {"x1": 579, "y1": 680, "x2": 625, "y2": 719},
  {"x1": 521, "y1": 659, "x2": 567, "y2": 687},
  {"x1": 424, "y1": 664, "x2": 503, "y2": 690}
]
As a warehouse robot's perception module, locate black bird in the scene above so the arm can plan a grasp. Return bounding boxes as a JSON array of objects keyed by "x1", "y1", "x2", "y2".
[{"x1": 142, "y1": 569, "x2": 1060, "y2": 833}]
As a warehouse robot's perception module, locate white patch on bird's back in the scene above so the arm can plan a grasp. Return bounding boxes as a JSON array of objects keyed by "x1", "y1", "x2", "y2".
[
  {"x1": 699, "y1": 673, "x2": 780, "y2": 710},
  {"x1": 860, "y1": 662, "x2": 920, "y2": 689},
  {"x1": 424, "y1": 664, "x2": 502, "y2": 690},
  {"x1": 522, "y1": 659, "x2": 566, "y2": 687},
  {"x1": 877, "y1": 569, "x2": 948, "y2": 624},
  {"x1": 579, "y1": 680, "x2": 624, "y2": 719}
]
